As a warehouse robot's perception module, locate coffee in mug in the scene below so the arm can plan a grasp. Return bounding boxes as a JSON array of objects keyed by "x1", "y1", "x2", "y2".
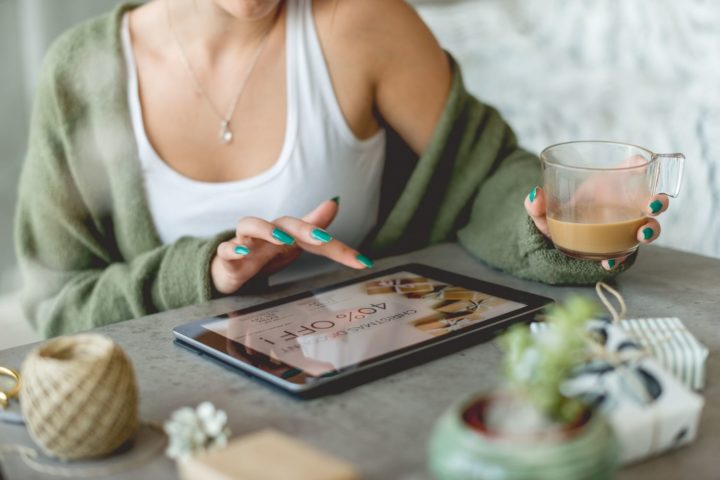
[{"x1": 540, "y1": 141, "x2": 684, "y2": 260}]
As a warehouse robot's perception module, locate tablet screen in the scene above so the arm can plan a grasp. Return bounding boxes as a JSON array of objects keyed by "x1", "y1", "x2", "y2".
[{"x1": 201, "y1": 271, "x2": 526, "y2": 379}]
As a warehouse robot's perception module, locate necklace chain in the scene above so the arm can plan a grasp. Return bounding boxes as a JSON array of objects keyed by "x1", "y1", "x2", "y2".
[{"x1": 164, "y1": 0, "x2": 276, "y2": 144}]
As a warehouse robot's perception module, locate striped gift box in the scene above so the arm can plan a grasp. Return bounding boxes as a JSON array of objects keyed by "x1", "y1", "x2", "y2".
[
  {"x1": 621, "y1": 317, "x2": 708, "y2": 390},
  {"x1": 530, "y1": 317, "x2": 708, "y2": 390}
]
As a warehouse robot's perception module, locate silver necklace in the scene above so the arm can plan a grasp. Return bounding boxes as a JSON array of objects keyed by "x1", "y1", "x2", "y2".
[{"x1": 165, "y1": 0, "x2": 276, "y2": 145}]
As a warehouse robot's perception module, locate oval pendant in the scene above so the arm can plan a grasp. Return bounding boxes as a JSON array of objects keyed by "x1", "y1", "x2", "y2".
[{"x1": 219, "y1": 121, "x2": 233, "y2": 145}]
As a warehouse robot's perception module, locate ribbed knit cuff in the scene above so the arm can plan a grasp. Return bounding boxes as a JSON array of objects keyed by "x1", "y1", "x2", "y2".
[
  {"x1": 155, "y1": 231, "x2": 235, "y2": 310},
  {"x1": 519, "y1": 216, "x2": 636, "y2": 285}
]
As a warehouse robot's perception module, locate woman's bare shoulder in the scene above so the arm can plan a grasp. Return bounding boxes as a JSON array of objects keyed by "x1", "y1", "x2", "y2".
[
  {"x1": 312, "y1": 0, "x2": 434, "y2": 47},
  {"x1": 312, "y1": 0, "x2": 445, "y2": 78},
  {"x1": 126, "y1": 0, "x2": 168, "y2": 60},
  {"x1": 313, "y1": 0, "x2": 450, "y2": 154}
]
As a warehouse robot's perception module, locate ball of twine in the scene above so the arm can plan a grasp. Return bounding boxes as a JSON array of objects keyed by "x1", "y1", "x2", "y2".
[{"x1": 20, "y1": 334, "x2": 139, "y2": 461}]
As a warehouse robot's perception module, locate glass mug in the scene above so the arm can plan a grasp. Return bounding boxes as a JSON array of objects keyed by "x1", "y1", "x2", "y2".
[{"x1": 540, "y1": 141, "x2": 684, "y2": 260}]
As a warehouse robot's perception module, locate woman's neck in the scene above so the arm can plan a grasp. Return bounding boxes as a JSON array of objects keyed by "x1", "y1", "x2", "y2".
[{"x1": 166, "y1": 0, "x2": 282, "y2": 65}]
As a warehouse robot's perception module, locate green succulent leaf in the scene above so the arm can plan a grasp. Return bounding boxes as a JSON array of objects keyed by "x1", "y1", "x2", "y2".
[{"x1": 497, "y1": 296, "x2": 601, "y2": 424}]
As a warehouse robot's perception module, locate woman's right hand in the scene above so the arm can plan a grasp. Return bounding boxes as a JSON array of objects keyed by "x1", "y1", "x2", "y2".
[
  {"x1": 524, "y1": 186, "x2": 668, "y2": 271},
  {"x1": 210, "y1": 199, "x2": 373, "y2": 294}
]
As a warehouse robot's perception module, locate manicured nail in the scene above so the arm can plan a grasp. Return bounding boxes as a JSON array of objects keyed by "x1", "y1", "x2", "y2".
[
  {"x1": 642, "y1": 227, "x2": 654, "y2": 240},
  {"x1": 529, "y1": 186, "x2": 539, "y2": 203},
  {"x1": 272, "y1": 228, "x2": 295, "y2": 245},
  {"x1": 331, "y1": 196, "x2": 340, "y2": 205},
  {"x1": 281, "y1": 368, "x2": 302, "y2": 379},
  {"x1": 649, "y1": 199, "x2": 663, "y2": 214},
  {"x1": 234, "y1": 245, "x2": 250, "y2": 256},
  {"x1": 607, "y1": 259, "x2": 616, "y2": 269},
  {"x1": 311, "y1": 228, "x2": 333, "y2": 243},
  {"x1": 356, "y1": 254, "x2": 374, "y2": 268}
]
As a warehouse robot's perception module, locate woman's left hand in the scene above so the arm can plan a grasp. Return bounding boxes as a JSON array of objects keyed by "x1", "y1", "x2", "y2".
[{"x1": 524, "y1": 186, "x2": 670, "y2": 271}]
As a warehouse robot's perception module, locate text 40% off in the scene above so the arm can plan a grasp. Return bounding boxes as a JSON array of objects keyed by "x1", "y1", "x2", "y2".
[{"x1": 336, "y1": 303, "x2": 388, "y2": 322}]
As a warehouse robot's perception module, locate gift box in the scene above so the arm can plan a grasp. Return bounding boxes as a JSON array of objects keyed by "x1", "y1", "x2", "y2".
[
  {"x1": 532, "y1": 316, "x2": 709, "y2": 391},
  {"x1": 620, "y1": 317, "x2": 708, "y2": 390},
  {"x1": 531, "y1": 320, "x2": 705, "y2": 465}
]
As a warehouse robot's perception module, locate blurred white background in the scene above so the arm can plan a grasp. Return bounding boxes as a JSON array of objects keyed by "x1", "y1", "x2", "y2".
[
  {"x1": 1, "y1": 0, "x2": 718, "y2": 348},
  {"x1": 413, "y1": 0, "x2": 719, "y2": 261}
]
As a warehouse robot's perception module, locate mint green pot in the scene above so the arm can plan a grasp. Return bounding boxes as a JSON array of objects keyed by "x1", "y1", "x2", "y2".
[{"x1": 428, "y1": 395, "x2": 619, "y2": 480}]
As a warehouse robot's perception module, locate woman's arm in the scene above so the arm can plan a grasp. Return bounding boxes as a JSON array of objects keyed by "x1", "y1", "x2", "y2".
[
  {"x1": 336, "y1": 0, "x2": 452, "y2": 155},
  {"x1": 16, "y1": 24, "x2": 372, "y2": 337},
  {"x1": 338, "y1": 0, "x2": 635, "y2": 283},
  {"x1": 14, "y1": 42, "x2": 236, "y2": 338}
]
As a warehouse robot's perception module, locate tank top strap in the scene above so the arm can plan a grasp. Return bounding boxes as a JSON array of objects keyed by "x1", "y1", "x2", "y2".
[{"x1": 286, "y1": 0, "x2": 370, "y2": 146}]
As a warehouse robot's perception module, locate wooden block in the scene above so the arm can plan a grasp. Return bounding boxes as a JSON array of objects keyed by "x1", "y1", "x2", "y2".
[{"x1": 178, "y1": 429, "x2": 359, "y2": 480}]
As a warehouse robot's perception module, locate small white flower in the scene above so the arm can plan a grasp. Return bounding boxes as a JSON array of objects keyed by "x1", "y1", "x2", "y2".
[
  {"x1": 163, "y1": 402, "x2": 231, "y2": 460},
  {"x1": 171, "y1": 407, "x2": 197, "y2": 424},
  {"x1": 196, "y1": 402, "x2": 215, "y2": 420},
  {"x1": 202, "y1": 411, "x2": 227, "y2": 437}
]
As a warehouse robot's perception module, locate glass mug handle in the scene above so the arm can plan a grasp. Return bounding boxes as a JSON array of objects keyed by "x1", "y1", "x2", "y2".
[{"x1": 653, "y1": 153, "x2": 685, "y2": 198}]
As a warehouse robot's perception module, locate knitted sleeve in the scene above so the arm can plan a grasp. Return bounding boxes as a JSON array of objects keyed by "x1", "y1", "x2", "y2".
[
  {"x1": 14, "y1": 29, "x2": 232, "y2": 338},
  {"x1": 455, "y1": 146, "x2": 635, "y2": 284},
  {"x1": 371, "y1": 57, "x2": 634, "y2": 284}
]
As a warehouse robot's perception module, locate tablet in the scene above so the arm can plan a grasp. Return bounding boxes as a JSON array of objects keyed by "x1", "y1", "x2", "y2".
[{"x1": 173, "y1": 264, "x2": 553, "y2": 397}]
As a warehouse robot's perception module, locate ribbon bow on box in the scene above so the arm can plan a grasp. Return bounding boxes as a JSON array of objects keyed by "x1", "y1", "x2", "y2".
[{"x1": 566, "y1": 317, "x2": 658, "y2": 411}]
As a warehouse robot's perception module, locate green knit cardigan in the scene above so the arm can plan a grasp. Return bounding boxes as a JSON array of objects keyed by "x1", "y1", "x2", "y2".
[{"x1": 15, "y1": 3, "x2": 627, "y2": 338}]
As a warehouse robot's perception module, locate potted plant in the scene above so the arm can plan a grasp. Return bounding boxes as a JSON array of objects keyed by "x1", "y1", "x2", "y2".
[{"x1": 428, "y1": 297, "x2": 619, "y2": 480}]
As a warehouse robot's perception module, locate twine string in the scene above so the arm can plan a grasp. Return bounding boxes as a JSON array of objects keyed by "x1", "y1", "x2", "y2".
[
  {"x1": 595, "y1": 282, "x2": 627, "y2": 324},
  {"x1": 21, "y1": 334, "x2": 139, "y2": 460},
  {"x1": 0, "y1": 334, "x2": 167, "y2": 476},
  {"x1": 592, "y1": 282, "x2": 661, "y2": 456}
]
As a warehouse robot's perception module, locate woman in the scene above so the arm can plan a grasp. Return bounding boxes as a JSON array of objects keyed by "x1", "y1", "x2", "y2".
[{"x1": 15, "y1": 0, "x2": 668, "y2": 337}]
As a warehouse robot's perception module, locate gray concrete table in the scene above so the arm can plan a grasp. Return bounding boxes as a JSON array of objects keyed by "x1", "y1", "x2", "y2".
[{"x1": 1, "y1": 243, "x2": 718, "y2": 479}]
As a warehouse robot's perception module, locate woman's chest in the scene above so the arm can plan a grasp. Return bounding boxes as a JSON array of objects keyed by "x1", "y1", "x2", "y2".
[
  {"x1": 131, "y1": 15, "x2": 377, "y2": 183},
  {"x1": 135, "y1": 45, "x2": 288, "y2": 182}
]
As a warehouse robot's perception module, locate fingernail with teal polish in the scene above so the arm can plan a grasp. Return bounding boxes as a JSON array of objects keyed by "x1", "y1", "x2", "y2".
[
  {"x1": 234, "y1": 245, "x2": 250, "y2": 256},
  {"x1": 356, "y1": 254, "x2": 374, "y2": 268},
  {"x1": 272, "y1": 228, "x2": 295, "y2": 245},
  {"x1": 607, "y1": 259, "x2": 616, "y2": 269},
  {"x1": 311, "y1": 228, "x2": 333, "y2": 243},
  {"x1": 331, "y1": 196, "x2": 340, "y2": 205},
  {"x1": 529, "y1": 186, "x2": 538, "y2": 203},
  {"x1": 281, "y1": 368, "x2": 302, "y2": 379},
  {"x1": 642, "y1": 227, "x2": 654, "y2": 240},
  {"x1": 649, "y1": 199, "x2": 663, "y2": 214}
]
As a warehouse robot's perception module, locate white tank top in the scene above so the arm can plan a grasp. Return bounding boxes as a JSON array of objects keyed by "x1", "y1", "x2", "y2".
[{"x1": 121, "y1": 0, "x2": 386, "y2": 284}]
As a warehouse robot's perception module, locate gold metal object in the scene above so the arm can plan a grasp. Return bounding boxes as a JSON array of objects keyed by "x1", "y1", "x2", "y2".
[{"x1": 0, "y1": 366, "x2": 21, "y2": 409}]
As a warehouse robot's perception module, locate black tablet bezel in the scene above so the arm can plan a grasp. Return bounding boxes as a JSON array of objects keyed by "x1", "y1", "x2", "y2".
[{"x1": 173, "y1": 263, "x2": 553, "y2": 397}]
